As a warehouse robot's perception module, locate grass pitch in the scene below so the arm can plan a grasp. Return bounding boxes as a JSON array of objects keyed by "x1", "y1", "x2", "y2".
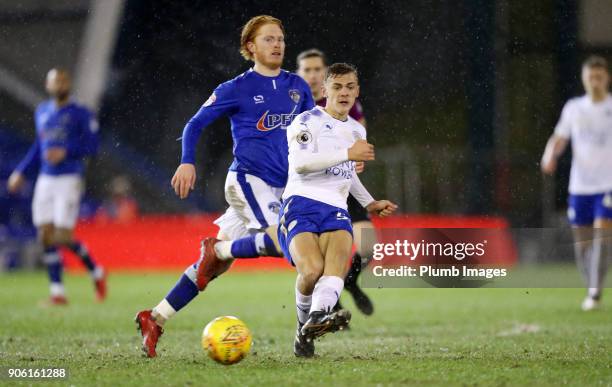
[{"x1": 0, "y1": 269, "x2": 610, "y2": 386}]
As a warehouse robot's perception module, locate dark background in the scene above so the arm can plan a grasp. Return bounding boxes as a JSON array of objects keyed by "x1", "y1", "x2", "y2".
[{"x1": 2, "y1": 0, "x2": 611, "y2": 226}]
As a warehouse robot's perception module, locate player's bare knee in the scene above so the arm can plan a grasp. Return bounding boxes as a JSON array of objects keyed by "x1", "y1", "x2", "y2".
[
  {"x1": 38, "y1": 225, "x2": 55, "y2": 248},
  {"x1": 53, "y1": 228, "x2": 74, "y2": 246},
  {"x1": 297, "y1": 257, "x2": 324, "y2": 289}
]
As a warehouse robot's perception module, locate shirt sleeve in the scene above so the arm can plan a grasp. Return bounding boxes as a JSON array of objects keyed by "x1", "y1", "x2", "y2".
[
  {"x1": 287, "y1": 115, "x2": 348, "y2": 174},
  {"x1": 14, "y1": 138, "x2": 41, "y2": 175},
  {"x1": 349, "y1": 172, "x2": 375, "y2": 208},
  {"x1": 67, "y1": 109, "x2": 99, "y2": 159},
  {"x1": 553, "y1": 100, "x2": 573, "y2": 139},
  {"x1": 181, "y1": 81, "x2": 239, "y2": 164}
]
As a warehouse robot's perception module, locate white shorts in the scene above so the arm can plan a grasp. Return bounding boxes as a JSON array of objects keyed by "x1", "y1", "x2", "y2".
[
  {"x1": 214, "y1": 171, "x2": 283, "y2": 240},
  {"x1": 32, "y1": 174, "x2": 83, "y2": 229}
]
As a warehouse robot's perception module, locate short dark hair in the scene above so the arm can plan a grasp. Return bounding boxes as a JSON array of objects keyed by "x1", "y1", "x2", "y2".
[
  {"x1": 296, "y1": 48, "x2": 327, "y2": 66},
  {"x1": 325, "y1": 62, "x2": 358, "y2": 82},
  {"x1": 582, "y1": 55, "x2": 608, "y2": 71}
]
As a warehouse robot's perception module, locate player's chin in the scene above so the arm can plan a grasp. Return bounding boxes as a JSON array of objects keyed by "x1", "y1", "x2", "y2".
[
  {"x1": 266, "y1": 55, "x2": 283, "y2": 67},
  {"x1": 336, "y1": 103, "x2": 351, "y2": 115}
]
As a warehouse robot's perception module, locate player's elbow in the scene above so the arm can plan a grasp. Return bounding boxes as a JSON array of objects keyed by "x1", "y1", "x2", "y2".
[
  {"x1": 294, "y1": 162, "x2": 315, "y2": 174},
  {"x1": 291, "y1": 156, "x2": 313, "y2": 174},
  {"x1": 294, "y1": 164, "x2": 309, "y2": 174}
]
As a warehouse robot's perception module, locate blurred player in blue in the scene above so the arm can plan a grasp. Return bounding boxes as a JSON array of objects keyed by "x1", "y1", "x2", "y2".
[
  {"x1": 280, "y1": 63, "x2": 397, "y2": 357},
  {"x1": 297, "y1": 48, "x2": 378, "y2": 316},
  {"x1": 541, "y1": 55, "x2": 612, "y2": 311},
  {"x1": 7, "y1": 68, "x2": 106, "y2": 306},
  {"x1": 135, "y1": 15, "x2": 314, "y2": 357}
]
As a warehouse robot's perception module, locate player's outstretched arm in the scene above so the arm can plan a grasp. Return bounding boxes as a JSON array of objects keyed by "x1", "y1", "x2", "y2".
[
  {"x1": 366, "y1": 200, "x2": 398, "y2": 217},
  {"x1": 175, "y1": 81, "x2": 238, "y2": 199},
  {"x1": 540, "y1": 134, "x2": 569, "y2": 175},
  {"x1": 171, "y1": 163, "x2": 196, "y2": 199},
  {"x1": 8, "y1": 138, "x2": 41, "y2": 193},
  {"x1": 7, "y1": 171, "x2": 26, "y2": 194}
]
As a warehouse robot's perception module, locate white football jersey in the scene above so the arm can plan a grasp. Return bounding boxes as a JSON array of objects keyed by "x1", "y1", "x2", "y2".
[
  {"x1": 283, "y1": 106, "x2": 374, "y2": 209},
  {"x1": 554, "y1": 94, "x2": 612, "y2": 194}
]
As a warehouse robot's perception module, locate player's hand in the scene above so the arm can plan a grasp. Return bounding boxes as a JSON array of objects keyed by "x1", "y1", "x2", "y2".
[
  {"x1": 7, "y1": 172, "x2": 26, "y2": 194},
  {"x1": 171, "y1": 163, "x2": 196, "y2": 199},
  {"x1": 44, "y1": 147, "x2": 67, "y2": 165},
  {"x1": 366, "y1": 200, "x2": 398, "y2": 217},
  {"x1": 540, "y1": 157, "x2": 557, "y2": 175},
  {"x1": 355, "y1": 161, "x2": 365, "y2": 174},
  {"x1": 348, "y1": 139, "x2": 374, "y2": 161}
]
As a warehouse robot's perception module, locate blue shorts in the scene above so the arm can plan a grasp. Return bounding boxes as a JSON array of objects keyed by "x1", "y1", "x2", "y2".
[
  {"x1": 278, "y1": 195, "x2": 353, "y2": 266},
  {"x1": 568, "y1": 192, "x2": 612, "y2": 226}
]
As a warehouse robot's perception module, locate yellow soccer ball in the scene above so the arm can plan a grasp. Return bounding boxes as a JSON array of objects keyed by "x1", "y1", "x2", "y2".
[{"x1": 201, "y1": 316, "x2": 252, "y2": 365}]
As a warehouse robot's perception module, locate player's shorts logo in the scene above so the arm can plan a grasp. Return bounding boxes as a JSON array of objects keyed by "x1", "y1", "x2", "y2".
[
  {"x1": 336, "y1": 211, "x2": 349, "y2": 221},
  {"x1": 203, "y1": 93, "x2": 216, "y2": 107},
  {"x1": 297, "y1": 130, "x2": 312, "y2": 145},
  {"x1": 289, "y1": 89, "x2": 301, "y2": 104}
]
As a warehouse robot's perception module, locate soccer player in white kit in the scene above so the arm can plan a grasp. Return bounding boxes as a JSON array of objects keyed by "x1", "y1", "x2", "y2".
[
  {"x1": 278, "y1": 63, "x2": 397, "y2": 357},
  {"x1": 541, "y1": 55, "x2": 612, "y2": 311}
]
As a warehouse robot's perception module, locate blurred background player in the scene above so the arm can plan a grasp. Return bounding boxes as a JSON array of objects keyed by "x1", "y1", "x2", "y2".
[
  {"x1": 135, "y1": 15, "x2": 314, "y2": 357},
  {"x1": 280, "y1": 63, "x2": 397, "y2": 357},
  {"x1": 6, "y1": 68, "x2": 106, "y2": 305},
  {"x1": 297, "y1": 49, "x2": 377, "y2": 315},
  {"x1": 95, "y1": 175, "x2": 140, "y2": 223},
  {"x1": 541, "y1": 55, "x2": 612, "y2": 311}
]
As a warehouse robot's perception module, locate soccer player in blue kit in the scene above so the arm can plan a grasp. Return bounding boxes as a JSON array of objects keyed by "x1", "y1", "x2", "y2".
[
  {"x1": 135, "y1": 15, "x2": 314, "y2": 357},
  {"x1": 7, "y1": 68, "x2": 106, "y2": 305}
]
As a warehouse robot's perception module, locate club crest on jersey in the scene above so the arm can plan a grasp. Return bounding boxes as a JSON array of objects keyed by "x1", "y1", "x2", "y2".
[
  {"x1": 352, "y1": 130, "x2": 362, "y2": 140},
  {"x1": 256, "y1": 105, "x2": 298, "y2": 131},
  {"x1": 289, "y1": 89, "x2": 301, "y2": 104},
  {"x1": 203, "y1": 93, "x2": 216, "y2": 107},
  {"x1": 297, "y1": 130, "x2": 312, "y2": 145}
]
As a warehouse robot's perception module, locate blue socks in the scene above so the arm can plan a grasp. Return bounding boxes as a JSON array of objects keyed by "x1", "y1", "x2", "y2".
[
  {"x1": 68, "y1": 241, "x2": 97, "y2": 272},
  {"x1": 164, "y1": 265, "x2": 199, "y2": 313},
  {"x1": 43, "y1": 246, "x2": 64, "y2": 296},
  {"x1": 229, "y1": 232, "x2": 282, "y2": 258}
]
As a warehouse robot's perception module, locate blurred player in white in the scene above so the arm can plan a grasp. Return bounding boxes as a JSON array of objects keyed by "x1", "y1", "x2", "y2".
[
  {"x1": 279, "y1": 63, "x2": 397, "y2": 357},
  {"x1": 7, "y1": 68, "x2": 106, "y2": 305},
  {"x1": 541, "y1": 55, "x2": 612, "y2": 311},
  {"x1": 297, "y1": 49, "x2": 378, "y2": 316}
]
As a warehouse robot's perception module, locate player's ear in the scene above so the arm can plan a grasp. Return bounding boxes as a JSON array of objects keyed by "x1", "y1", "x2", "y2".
[
  {"x1": 322, "y1": 83, "x2": 328, "y2": 98},
  {"x1": 247, "y1": 41, "x2": 256, "y2": 57},
  {"x1": 355, "y1": 84, "x2": 360, "y2": 98}
]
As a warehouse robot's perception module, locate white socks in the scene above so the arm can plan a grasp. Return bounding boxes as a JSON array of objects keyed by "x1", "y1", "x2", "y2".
[
  {"x1": 49, "y1": 282, "x2": 65, "y2": 297},
  {"x1": 295, "y1": 288, "x2": 312, "y2": 325},
  {"x1": 153, "y1": 299, "x2": 176, "y2": 321},
  {"x1": 310, "y1": 275, "x2": 344, "y2": 313},
  {"x1": 214, "y1": 241, "x2": 233, "y2": 260}
]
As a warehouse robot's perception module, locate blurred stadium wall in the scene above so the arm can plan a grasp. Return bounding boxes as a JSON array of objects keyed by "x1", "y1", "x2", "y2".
[{"x1": 2, "y1": 0, "x2": 612, "y2": 229}]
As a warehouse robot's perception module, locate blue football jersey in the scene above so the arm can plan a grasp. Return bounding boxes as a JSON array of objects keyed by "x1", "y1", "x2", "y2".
[
  {"x1": 15, "y1": 100, "x2": 99, "y2": 176},
  {"x1": 181, "y1": 69, "x2": 315, "y2": 187}
]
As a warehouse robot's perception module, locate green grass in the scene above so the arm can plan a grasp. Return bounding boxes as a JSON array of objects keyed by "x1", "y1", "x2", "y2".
[{"x1": 0, "y1": 270, "x2": 610, "y2": 386}]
